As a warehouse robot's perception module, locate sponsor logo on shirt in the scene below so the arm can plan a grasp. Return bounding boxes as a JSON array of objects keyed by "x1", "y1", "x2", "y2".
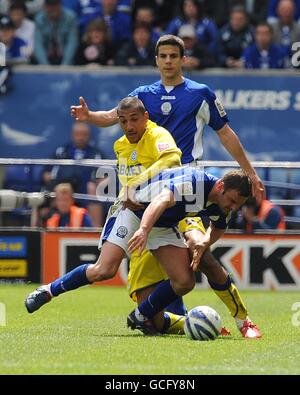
[
  {"x1": 161, "y1": 96, "x2": 176, "y2": 100},
  {"x1": 157, "y1": 142, "x2": 170, "y2": 152},
  {"x1": 161, "y1": 101, "x2": 172, "y2": 115},
  {"x1": 214, "y1": 98, "x2": 227, "y2": 117},
  {"x1": 118, "y1": 164, "x2": 143, "y2": 176}
]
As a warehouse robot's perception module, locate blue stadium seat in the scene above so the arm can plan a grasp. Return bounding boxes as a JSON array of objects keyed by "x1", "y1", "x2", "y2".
[
  {"x1": 266, "y1": 168, "x2": 290, "y2": 199},
  {"x1": 2, "y1": 165, "x2": 44, "y2": 226},
  {"x1": 293, "y1": 205, "x2": 300, "y2": 218},
  {"x1": 4, "y1": 165, "x2": 43, "y2": 192},
  {"x1": 289, "y1": 169, "x2": 300, "y2": 185},
  {"x1": 268, "y1": 168, "x2": 289, "y2": 184}
]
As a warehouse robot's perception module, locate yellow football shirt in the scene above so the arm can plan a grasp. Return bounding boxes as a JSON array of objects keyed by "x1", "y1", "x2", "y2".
[{"x1": 114, "y1": 119, "x2": 182, "y2": 187}]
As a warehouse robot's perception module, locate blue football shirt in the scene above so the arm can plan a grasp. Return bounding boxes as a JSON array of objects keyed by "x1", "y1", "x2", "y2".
[
  {"x1": 134, "y1": 167, "x2": 230, "y2": 229},
  {"x1": 129, "y1": 78, "x2": 228, "y2": 164}
]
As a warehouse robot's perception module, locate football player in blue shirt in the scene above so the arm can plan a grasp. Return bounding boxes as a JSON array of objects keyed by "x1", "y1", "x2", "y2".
[
  {"x1": 125, "y1": 168, "x2": 253, "y2": 335},
  {"x1": 70, "y1": 35, "x2": 264, "y2": 337}
]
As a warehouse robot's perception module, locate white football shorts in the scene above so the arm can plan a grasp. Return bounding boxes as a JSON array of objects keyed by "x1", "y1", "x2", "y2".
[{"x1": 99, "y1": 207, "x2": 187, "y2": 256}]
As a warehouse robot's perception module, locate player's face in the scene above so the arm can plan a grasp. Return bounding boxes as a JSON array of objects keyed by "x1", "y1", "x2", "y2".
[
  {"x1": 156, "y1": 45, "x2": 185, "y2": 81},
  {"x1": 217, "y1": 182, "x2": 248, "y2": 214},
  {"x1": 118, "y1": 109, "x2": 149, "y2": 143}
]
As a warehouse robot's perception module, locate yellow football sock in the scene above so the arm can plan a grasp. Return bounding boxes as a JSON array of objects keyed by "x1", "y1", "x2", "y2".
[
  {"x1": 163, "y1": 312, "x2": 185, "y2": 335},
  {"x1": 212, "y1": 281, "x2": 248, "y2": 320}
]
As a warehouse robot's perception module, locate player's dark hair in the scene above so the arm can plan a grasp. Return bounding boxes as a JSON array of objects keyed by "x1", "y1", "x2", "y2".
[
  {"x1": 221, "y1": 170, "x2": 252, "y2": 197},
  {"x1": 117, "y1": 97, "x2": 146, "y2": 114},
  {"x1": 155, "y1": 35, "x2": 185, "y2": 57}
]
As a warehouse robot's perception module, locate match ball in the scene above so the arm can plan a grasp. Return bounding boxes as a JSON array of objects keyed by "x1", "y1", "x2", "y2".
[{"x1": 184, "y1": 306, "x2": 222, "y2": 341}]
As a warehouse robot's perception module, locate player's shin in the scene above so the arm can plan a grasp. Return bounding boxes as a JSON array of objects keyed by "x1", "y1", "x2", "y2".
[
  {"x1": 208, "y1": 276, "x2": 248, "y2": 320},
  {"x1": 50, "y1": 264, "x2": 92, "y2": 297},
  {"x1": 166, "y1": 296, "x2": 187, "y2": 316},
  {"x1": 136, "y1": 279, "x2": 179, "y2": 320}
]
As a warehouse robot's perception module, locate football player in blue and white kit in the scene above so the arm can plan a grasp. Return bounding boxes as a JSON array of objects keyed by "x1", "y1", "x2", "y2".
[{"x1": 70, "y1": 34, "x2": 264, "y2": 338}]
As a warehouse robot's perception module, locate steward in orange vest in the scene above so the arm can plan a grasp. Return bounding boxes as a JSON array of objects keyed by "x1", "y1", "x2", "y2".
[
  {"x1": 244, "y1": 199, "x2": 286, "y2": 232},
  {"x1": 257, "y1": 199, "x2": 286, "y2": 230},
  {"x1": 47, "y1": 205, "x2": 90, "y2": 228},
  {"x1": 46, "y1": 183, "x2": 93, "y2": 228}
]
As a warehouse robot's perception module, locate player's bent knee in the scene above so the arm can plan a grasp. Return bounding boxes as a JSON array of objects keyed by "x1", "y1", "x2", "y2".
[
  {"x1": 87, "y1": 260, "x2": 119, "y2": 282},
  {"x1": 172, "y1": 277, "x2": 195, "y2": 295}
]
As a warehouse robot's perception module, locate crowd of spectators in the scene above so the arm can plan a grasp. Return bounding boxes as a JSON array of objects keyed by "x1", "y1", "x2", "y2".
[{"x1": 1, "y1": 0, "x2": 300, "y2": 69}]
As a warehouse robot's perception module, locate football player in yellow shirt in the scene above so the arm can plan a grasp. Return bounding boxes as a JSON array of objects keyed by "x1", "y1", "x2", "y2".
[
  {"x1": 108, "y1": 96, "x2": 188, "y2": 334},
  {"x1": 25, "y1": 96, "x2": 187, "y2": 336}
]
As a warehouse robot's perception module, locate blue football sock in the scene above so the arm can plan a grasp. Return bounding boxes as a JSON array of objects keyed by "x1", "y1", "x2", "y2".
[
  {"x1": 166, "y1": 296, "x2": 187, "y2": 316},
  {"x1": 208, "y1": 275, "x2": 231, "y2": 291},
  {"x1": 50, "y1": 264, "x2": 91, "y2": 297},
  {"x1": 138, "y1": 279, "x2": 178, "y2": 319}
]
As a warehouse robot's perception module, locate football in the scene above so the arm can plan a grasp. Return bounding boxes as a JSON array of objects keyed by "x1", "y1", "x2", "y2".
[{"x1": 184, "y1": 306, "x2": 222, "y2": 341}]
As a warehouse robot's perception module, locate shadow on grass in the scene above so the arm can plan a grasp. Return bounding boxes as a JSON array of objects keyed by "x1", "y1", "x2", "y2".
[{"x1": 91, "y1": 333, "x2": 245, "y2": 341}]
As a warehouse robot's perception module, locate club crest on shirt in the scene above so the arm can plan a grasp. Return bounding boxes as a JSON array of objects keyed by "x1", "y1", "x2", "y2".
[
  {"x1": 161, "y1": 101, "x2": 172, "y2": 115},
  {"x1": 116, "y1": 226, "x2": 128, "y2": 238},
  {"x1": 130, "y1": 150, "x2": 137, "y2": 161}
]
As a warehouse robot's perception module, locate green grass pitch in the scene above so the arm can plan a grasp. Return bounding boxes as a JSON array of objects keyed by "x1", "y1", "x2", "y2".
[{"x1": 0, "y1": 284, "x2": 300, "y2": 375}]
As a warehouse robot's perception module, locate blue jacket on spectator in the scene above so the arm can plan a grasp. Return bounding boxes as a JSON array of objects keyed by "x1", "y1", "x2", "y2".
[
  {"x1": 242, "y1": 43, "x2": 289, "y2": 69},
  {"x1": 62, "y1": 0, "x2": 102, "y2": 32},
  {"x1": 218, "y1": 23, "x2": 254, "y2": 67},
  {"x1": 99, "y1": 8, "x2": 131, "y2": 46},
  {"x1": 34, "y1": 7, "x2": 78, "y2": 65},
  {"x1": 166, "y1": 17, "x2": 218, "y2": 53},
  {"x1": 72, "y1": 1, "x2": 131, "y2": 44},
  {"x1": 6, "y1": 37, "x2": 28, "y2": 63},
  {"x1": 44, "y1": 142, "x2": 102, "y2": 194}
]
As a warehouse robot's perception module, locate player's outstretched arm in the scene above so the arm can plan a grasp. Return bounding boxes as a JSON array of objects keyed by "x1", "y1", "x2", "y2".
[
  {"x1": 70, "y1": 96, "x2": 118, "y2": 127},
  {"x1": 217, "y1": 124, "x2": 265, "y2": 204}
]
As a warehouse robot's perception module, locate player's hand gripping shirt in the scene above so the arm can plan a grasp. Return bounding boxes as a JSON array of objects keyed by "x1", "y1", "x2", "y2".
[{"x1": 129, "y1": 78, "x2": 228, "y2": 164}]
